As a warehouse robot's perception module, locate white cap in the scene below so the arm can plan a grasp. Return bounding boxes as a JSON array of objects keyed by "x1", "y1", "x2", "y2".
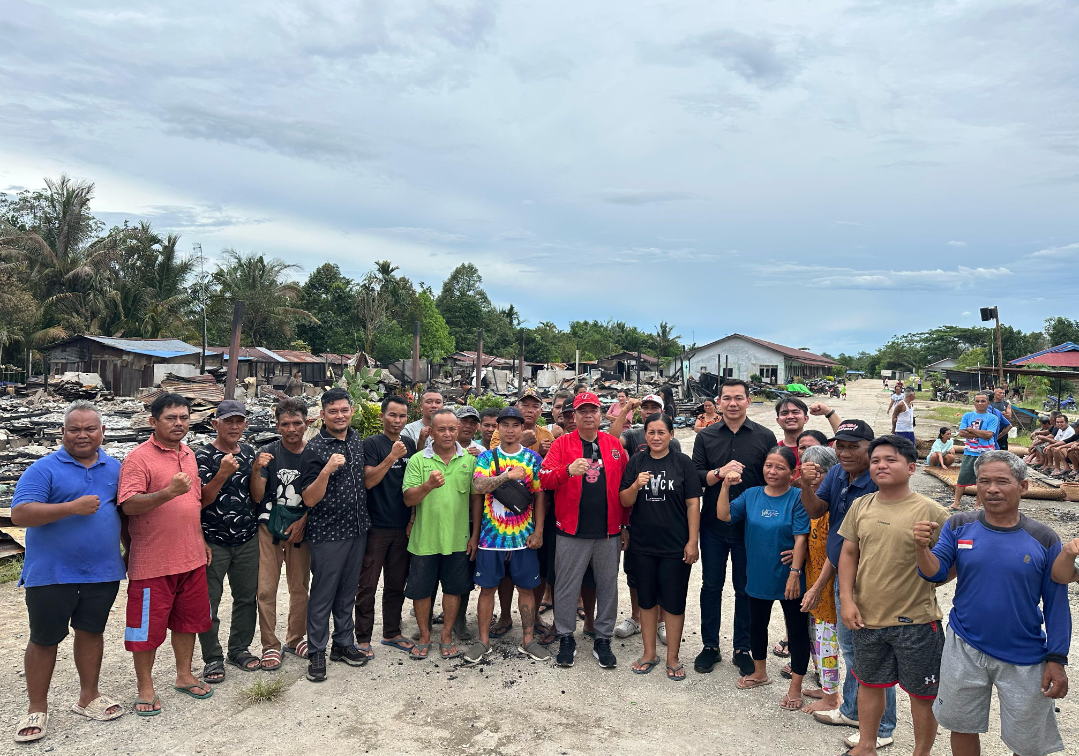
[{"x1": 641, "y1": 394, "x2": 664, "y2": 406}]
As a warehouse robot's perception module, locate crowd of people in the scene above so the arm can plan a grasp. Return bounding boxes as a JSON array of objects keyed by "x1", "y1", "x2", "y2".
[{"x1": 9, "y1": 380, "x2": 1074, "y2": 756}]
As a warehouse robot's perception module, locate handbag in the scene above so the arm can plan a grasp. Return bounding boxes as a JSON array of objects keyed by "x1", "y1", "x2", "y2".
[{"x1": 491, "y1": 450, "x2": 534, "y2": 517}]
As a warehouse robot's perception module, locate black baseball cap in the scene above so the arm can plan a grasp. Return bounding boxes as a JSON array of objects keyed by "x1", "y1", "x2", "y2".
[
  {"x1": 828, "y1": 419, "x2": 874, "y2": 443},
  {"x1": 497, "y1": 406, "x2": 525, "y2": 423}
]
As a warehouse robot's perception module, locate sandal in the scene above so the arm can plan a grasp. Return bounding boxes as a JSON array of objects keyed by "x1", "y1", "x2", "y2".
[
  {"x1": 356, "y1": 644, "x2": 375, "y2": 660},
  {"x1": 284, "y1": 639, "x2": 308, "y2": 658},
  {"x1": 772, "y1": 639, "x2": 790, "y2": 658},
  {"x1": 780, "y1": 694, "x2": 804, "y2": 710},
  {"x1": 173, "y1": 683, "x2": 213, "y2": 699},
  {"x1": 463, "y1": 641, "x2": 492, "y2": 664},
  {"x1": 72, "y1": 695, "x2": 125, "y2": 721},
  {"x1": 203, "y1": 660, "x2": 225, "y2": 684},
  {"x1": 409, "y1": 643, "x2": 432, "y2": 660},
  {"x1": 736, "y1": 676, "x2": 773, "y2": 690},
  {"x1": 490, "y1": 623, "x2": 512, "y2": 639},
  {"x1": 577, "y1": 607, "x2": 586, "y2": 620},
  {"x1": 583, "y1": 629, "x2": 597, "y2": 641},
  {"x1": 666, "y1": 663, "x2": 686, "y2": 681},
  {"x1": 539, "y1": 602, "x2": 553, "y2": 614},
  {"x1": 134, "y1": 697, "x2": 161, "y2": 717},
  {"x1": 380, "y1": 637, "x2": 416, "y2": 654},
  {"x1": 632, "y1": 657, "x2": 660, "y2": 675},
  {"x1": 228, "y1": 652, "x2": 262, "y2": 672},
  {"x1": 440, "y1": 642, "x2": 463, "y2": 660},
  {"x1": 14, "y1": 711, "x2": 48, "y2": 742},
  {"x1": 780, "y1": 664, "x2": 793, "y2": 679},
  {"x1": 260, "y1": 649, "x2": 282, "y2": 671},
  {"x1": 534, "y1": 623, "x2": 558, "y2": 646}
]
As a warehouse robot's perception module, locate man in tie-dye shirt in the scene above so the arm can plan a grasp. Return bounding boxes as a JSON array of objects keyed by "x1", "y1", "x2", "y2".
[{"x1": 464, "y1": 406, "x2": 548, "y2": 664}]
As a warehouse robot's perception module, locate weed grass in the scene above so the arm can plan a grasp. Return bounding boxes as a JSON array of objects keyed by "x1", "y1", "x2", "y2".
[
  {"x1": 0, "y1": 555, "x2": 23, "y2": 584},
  {"x1": 241, "y1": 677, "x2": 287, "y2": 704}
]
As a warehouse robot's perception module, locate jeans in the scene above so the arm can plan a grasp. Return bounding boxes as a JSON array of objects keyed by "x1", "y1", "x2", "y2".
[
  {"x1": 699, "y1": 526, "x2": 750, "y2": 651},
  {"x1": 835, "y1": 583, "x2": 896, "y2": 737}
]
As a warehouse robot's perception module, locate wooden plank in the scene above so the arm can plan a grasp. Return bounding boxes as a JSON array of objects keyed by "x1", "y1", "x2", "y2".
[{"x1": 0, "y1": 526, "x2": 26, "y2": 546}]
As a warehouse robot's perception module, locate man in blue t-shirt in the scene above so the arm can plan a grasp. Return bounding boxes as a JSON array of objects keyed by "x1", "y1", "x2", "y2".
[
  {"x1": 952, "y1": 393, "x2": 1000, "y2": 511},
  {"x1": 917, "y1": 451, "x2": 1069, "y2": 756},
  {"x1": 11, "y1": 402, "x2": 127, "y2": 743}
]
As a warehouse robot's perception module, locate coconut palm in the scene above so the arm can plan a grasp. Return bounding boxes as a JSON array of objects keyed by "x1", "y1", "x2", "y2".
[{"x1": 210, "y1": 250, "x2": 316, "y2": 347}]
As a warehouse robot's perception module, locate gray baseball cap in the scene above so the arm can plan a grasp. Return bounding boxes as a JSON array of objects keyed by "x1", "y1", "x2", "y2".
[
  {"x1": 456, "y1": 405, "x2": 480, "y2": 420},
  {"x1": 216, "y1": 399, "x2": 247, "y2": 420}
]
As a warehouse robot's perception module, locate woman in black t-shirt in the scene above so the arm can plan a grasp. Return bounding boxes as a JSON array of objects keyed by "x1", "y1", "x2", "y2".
[{"x1": 619, "y1": 413, "x2": 702, "y2": 681}]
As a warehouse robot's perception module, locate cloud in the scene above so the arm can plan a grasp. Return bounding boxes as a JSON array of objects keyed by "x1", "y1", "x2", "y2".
[
  {"x1": 881, "y1": 160, "x2": 946, "y2": 169},
  {"x1": 679, "y1": 30, "x2": 805, "y2": 88},
  {"x1": 597, "y1": 190, "x2": 696, "y2": 206},
  {"x1": 756, "y1": 262, "x2": 1013, "y2": 291},
  {"x1": 961, "y1": 311, "x2": 972, "y2": 316},
  {"x1": 835, "y1": 221, "x2": 861, "y2": 226},
  {"x1": 1026, "y1": 242, "x2": 1079, "y2": 259},
  {"x1": 96, "y1": 204, "x2": 271, "y2": 233},
  {"x1": 947, "y1": 240, "x2": 967, "y2": 247},
  {"x1": 373, "y1": 227, "x2": 469, "y2": 243}
]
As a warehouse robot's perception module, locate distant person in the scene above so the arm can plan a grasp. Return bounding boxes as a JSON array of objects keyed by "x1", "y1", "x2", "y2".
[
  {"x1": 606, "y1": 391, "x2": 630, "y2": 422},
  {"x1": 1024, "y1": 416, "x2": 1056, "y2": 467},
  {"x1": 952, "y1": 393, "x2": 1000, "y2": 511},
  {"x1": 694, "y1": 398, "x2": 719, "y2": 431},
  {"x1": 459, "y1": 380, "x2": 474, "y2": 403},
  {"x1": 12, "y1": 402, "x2": 126, "y2": 742},
  {"x1": 660, "y1": 386, "x2": 677, "y2": 421},
  {"x1": 402, "y1": 389, "x2": 444, "y2": 448},
  {"x1": 891, "y1": 386, "x2": 916, "y2": 444},
  {"x1": 1046, "y1": 414, "x2": 1076, "y2": 478},
  {"x1": 479, "y1": 408, "x2": 499, "y2": 449},
  {"x1": 927, "y1": 428, "x2": 956, "y2": 468}
]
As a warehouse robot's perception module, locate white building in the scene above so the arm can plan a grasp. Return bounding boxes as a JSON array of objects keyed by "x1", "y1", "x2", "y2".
[{"x1": 683, "y1": 334, "x2": 839, "y2": 385}]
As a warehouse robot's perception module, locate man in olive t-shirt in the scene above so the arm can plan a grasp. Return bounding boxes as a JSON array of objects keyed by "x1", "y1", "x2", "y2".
[{"x1": 837, "y1": 435, "x2": 950, "y2": 756}]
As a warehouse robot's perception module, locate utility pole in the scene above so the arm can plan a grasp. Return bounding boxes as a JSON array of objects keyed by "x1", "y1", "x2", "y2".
[
  {"x1": 224, "y1": 300, "x2": 244, "y2": 400},
  {"x1": 412, "y1": 321, "x2": 421, "y2": 386},
  {"x1": 980, "y1": 306, "x2": 1005, "y2": 386},
  {"x1": 636, "y1": 347, "x2": 642, "y2": 396},
  {"x1": 193, "y1": 243, "x2": 207, "y2": 373},
  {"x1": 518, "y1": 329, "x2": 525, "y2": 399},
  {"x1": 476, "y1": 328, "x2": 484, "y2": 393}
]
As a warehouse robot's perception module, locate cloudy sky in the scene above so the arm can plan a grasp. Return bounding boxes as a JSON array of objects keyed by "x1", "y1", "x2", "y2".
[{"x1": 2, "y1": 0, "x2": 1076, "y2": 354}]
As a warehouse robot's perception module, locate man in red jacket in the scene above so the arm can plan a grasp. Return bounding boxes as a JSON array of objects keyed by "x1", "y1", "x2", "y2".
[{"x1": 539, "y1": 392, "x2": 627, "y2": 669}]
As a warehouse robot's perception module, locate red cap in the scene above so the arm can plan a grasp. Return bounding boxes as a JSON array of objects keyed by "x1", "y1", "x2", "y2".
[{"x1": 574, "y1": 392, "x2": 601, "y2": 409}]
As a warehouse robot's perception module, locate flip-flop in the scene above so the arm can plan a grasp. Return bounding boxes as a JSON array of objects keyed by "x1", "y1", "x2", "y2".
[
  {"x1": 490, "y1": 624, "x2": 512, "y2": 639},
  {"x1": 72, "y1": 695, "x2": 125, "y2": 721},
  {"x1": 534, "y1": 623, "x2": 558, "y2": 646},
  {"x1": 380, "y1": 637, "x2": 416, "y2": 653},
  {"x1": 631, "y1": 658, "x2": 660, "y2": 675},
  {"x1": 736, "y1": 676, "x2": 773, "y2": 690},
  {"x1": 780, "y1": 695, "x2": 804, "y2": 710},
  {"x1": 173, "y1": 683, "x2": 214, "y2": 700},
  {"x1": 772, "y1": 640, "x2": 790, "y2": 658},
  {"x1": 539, "y1": 602, "x2": 553, "y2": 614},
  {"x1": 440, "y1": 642, "x2": 463, "y2": 660},
  {"x1": 409, "y1": 643, "x2": 432, "y2": 660},
  {"x1": 666, "y1": 663, "x2": 686, "y2": 681},
  {"x1": 356, "y1": 644, "x2": 375, "y2": 660},
  {"x1": 260, "y1": 649, "x2": 283, "y2": 671},
  {"x1": 134, "y1": 697, "x2": 161, "y2": 717},
  {"x1": 583, "y1": 629, "x2": 597, "y2": 641}
]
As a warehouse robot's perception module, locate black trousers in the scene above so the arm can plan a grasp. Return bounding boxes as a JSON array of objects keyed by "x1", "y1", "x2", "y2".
[{"x1": 748, "y1": 596, "x2": 810, "y2": 676}]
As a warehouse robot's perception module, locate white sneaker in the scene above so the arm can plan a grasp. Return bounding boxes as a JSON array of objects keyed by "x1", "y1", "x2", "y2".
[
  {"x1": 844, "y1": 733, "x2": 894, "y2": 749},
  {"x1": 658, "y1": 622, "x2": 667, "y2": 645},
  {"x1": 613, "y1": 618, "x2": 641, "y2": 638}
]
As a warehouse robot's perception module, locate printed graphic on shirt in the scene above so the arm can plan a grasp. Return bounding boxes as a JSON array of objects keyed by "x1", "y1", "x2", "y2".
[
  {"x1": 474, "y1": 447, "x2": 542, "y2": 550},
  {"x1": 643, "y1": 470, "x2": 672, "y2": 501},
  {"x1": 585, "y1": 458, "x2": 604, "y2": 484},
  {"x1": 196, "y1": 443, "x2": 257, "y2": 546}
]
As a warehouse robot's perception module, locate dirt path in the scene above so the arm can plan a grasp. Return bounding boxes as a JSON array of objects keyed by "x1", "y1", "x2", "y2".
[{"x1": 0, "y1": 379, "x2": 1076, "y2": 755}]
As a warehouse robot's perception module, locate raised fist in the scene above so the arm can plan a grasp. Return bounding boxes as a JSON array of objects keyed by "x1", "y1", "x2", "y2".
[
  {"x1": 218, "y1": 453, "x2": 240, "y2": 477},
  {"x1": 427, "y1": 470, "x2": 446, "y2": 488},
  {"x1": 325, "y1": 453, "x2": 346, "y2": 473},
  {"x1": 253, "y1": 452, "x2": 273, "y2": 471},
  {"x1": 70, "y1": 495, "x2": 101, "y2": 515},
  {"x1": 390, "y1": 440, "x2": 409, "y2": 460},
  {"x1": 166, "y1": 472, "x2": 192, "y2": 498},
  {"x1": 724, "y1": 470, "x2": 742, "y2": 486},
  {"x1": 913, "y1": 521, "x2": 940, "y2": 549},
  {"x1": 568, "y1": 458, "x2": 590, "y2": 476}
]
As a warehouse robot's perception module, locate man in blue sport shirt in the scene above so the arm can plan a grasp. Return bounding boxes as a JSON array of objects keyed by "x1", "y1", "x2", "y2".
[
  {"x1": 798, "y1": 419, "x2": 897, "y2": 751},
  {"x1": 11, "y1": 401, "x2": 127, "y2": 743},
  {"x1": 951, "y1": 393, "x2": 1000, "y2": 511},
  {"x1": 916, "y1": 451, "x2": 1069, "y2": 756}
]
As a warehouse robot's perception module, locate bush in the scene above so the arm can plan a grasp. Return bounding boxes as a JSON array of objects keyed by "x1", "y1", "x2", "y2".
[
  {"x1": 749, "y1": 373, "x2": 762, "y2": 383},
  {"x1": 469, "y1": 394, "x2": 507, "y2": 413}
]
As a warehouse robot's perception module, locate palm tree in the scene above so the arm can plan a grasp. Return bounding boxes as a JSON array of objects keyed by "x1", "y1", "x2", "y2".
[
  {"x1": 210, "y1": 250, "x2": 316, "y2": 346},
  {"x1": 654, "y1": 321, "x2": 682, "y2": 358}
]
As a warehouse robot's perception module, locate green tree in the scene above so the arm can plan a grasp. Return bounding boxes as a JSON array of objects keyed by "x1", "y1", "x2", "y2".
[
  {"x1": 956, "y1": 347, "x2": 987, "y2": 370},
  {"x1": 1045, "y1": 317, "x2": 1079, "y2": 348},
  {"x1": 297, "y1": 263, "x2": 358, "y2": 354},
  {"x1": 435, "y1": 263, "x2": 493, "y2": 353},
  {"x1": 653, "y1": 321, "x2": 682, "y2": 358},
  {"x1": 209, "y1": 250, "x2": 315, "y2": 348}
]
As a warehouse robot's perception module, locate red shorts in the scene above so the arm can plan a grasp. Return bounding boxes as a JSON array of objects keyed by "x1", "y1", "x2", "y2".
[{"x1": 124, "y1": 566, "x2": 212, "y2": 652}]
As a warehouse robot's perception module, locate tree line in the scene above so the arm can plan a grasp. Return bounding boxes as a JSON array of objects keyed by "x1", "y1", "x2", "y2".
[{"x1": 0, "y1": 175, "x2": 685, "y2": 376}]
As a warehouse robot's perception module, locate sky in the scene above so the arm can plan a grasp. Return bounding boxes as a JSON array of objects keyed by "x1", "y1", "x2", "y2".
[{"x1": 1, "y1": 0, "x2": 1077, "y2": 356}]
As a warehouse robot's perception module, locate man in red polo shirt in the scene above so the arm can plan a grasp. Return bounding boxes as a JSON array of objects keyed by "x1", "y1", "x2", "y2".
[
  {"x1": 119, "y1": 394, "x2": 213, "y2": 715},
  {"x1": 540, "y1": 392, "x2": 627, "y2": 669}
]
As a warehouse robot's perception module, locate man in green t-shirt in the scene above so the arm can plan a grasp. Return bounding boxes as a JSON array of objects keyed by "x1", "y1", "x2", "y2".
[{"x1": 402, "y1": 409, "x2": 477, "y2": 661}]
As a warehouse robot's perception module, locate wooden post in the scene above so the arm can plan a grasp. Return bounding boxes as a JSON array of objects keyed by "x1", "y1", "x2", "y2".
[
  {"x1": 636, "y1": 347, "x2": 642, "y2": 395},
  {"x1": 476, "y1": 328, "x2": 484, "y2": 393},
  {"x1": 412, "y1": 320, "x2": 421, "y2": 385},
  {"x1": 224, "y1": 300, "x2": 244, "y2": 400},
  {"x1": 993, "y1": 307, "x2": 1005, "y2": 386},
  {"x1": 518, "y1": 330, "x2": 525, "y2": 399}
]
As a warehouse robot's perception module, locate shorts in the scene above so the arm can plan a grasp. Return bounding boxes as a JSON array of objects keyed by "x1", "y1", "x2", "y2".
[
  {"x1": 852, "y1": 621, "x2": 945, "y2": 699},
  {"x1": 546, "y1": 531, "x2": 596, "y2": 590},
  {"x1": 630, "y1": 551, "x2": 691, "y2": 615},
  {"x1": 124, "y1": 566, "x2": 212, "y2": 652},
  {"x1": 26, "y1": 581, "x2": 120, "y2": 646},
  {"x1": 404, "y1": 552, "x2": 473, "y2": 599},
  {"x1": 896, "y1": 431, "x2": 916, "y2": 444},
  {"x1": 474, "y1": 549, "x2": 541, "y2": 590},
  {"x1": 934, "y1": 627, "x2": 1063, "y2": 756},
  {"x1": 958, "y1": 454, "x2": 978, "y2": 486},
  {"x1": 623, "y1": 545, "x2": 636, "y2": 589},
  {"x1": 536, "y1": 504, "x2": 555, "y2": 580},
  {"x1": 996, "y1": 435, "x2": 1008, "y2": 451}
]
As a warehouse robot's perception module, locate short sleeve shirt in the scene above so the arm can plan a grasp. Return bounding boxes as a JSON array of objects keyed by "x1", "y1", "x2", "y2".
[
  {"x1": 256, "y1": 441, "x2": 305, "y2": 524},
  {"x1": 814, "y1": 464, "x2": 878, "y2": 567},
  {"x1": 729, "y1": 486, "x2": 810, "y2": 600},
  {"x1": 489, "y1": 425, "x2": 555, "y2": 456},
  {"x1": 473, "y1": 445, "x2": 542, "y2": 550},
  {"x1": 119, "y1": 436, "x2": 206, "y2": 581},
  {"x1": 619, "y1": 451, "x2": 702, "y2": 557},
  {"x1": 837, "y1": 491, "x2": 950, "y2": 628},
  {"x1": 960, "y1": 411, "x2": 1000, "y2": 456},
  {"x1": 403, "y1": 443, "x2": 476, "y2": 556},
  {"x1": 363, "y1": 433, "x2": 416, "y2": 530},
  {"x1": 299, "y1": 428, "x2": 368, "y2": 544},
  {"x1": 195, "y1": 442, "x2": 257, "y2": 546}
]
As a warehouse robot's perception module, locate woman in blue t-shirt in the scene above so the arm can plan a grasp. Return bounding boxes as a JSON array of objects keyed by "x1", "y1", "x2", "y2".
[{"x1": 717, "y1": 445, "x2": 810, "y2": 711}]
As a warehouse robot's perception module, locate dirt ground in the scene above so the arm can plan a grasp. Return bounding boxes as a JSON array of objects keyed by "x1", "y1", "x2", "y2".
[{"x1": 1, "y1": 379, "x2": 1076, "y2": 755}]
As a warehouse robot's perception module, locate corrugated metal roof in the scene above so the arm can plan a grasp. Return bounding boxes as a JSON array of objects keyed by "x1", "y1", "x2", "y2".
[
  {"x1": 84, "y1": 336, "x2": 201, "y2": 358},
  {"x1": 206, "y1": 346, "x2": 286, "y2": 362},
  {"x1": 685, "y1": 334, "x2": 838, "y2": 367},
  {"x1": 273, "y1": 350, "x2": 325, "y2": 364},
  {"x1": 1011, "y1": 343, "x2": 1079, "y2": 368},
  {"x1": 451, "y1": 351, "x2": 515, "y2": 366}
]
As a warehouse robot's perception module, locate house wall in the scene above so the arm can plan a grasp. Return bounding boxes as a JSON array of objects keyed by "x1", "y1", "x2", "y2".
[
  {"x1": 45, "y1": 339, "x2": 200, "y2": 395},
  {"x1": 684, "y1": 337, "x2": 791, "y2": 383}
]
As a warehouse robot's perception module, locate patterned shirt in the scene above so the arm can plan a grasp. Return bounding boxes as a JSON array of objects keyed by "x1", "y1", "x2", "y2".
[
  {"x1": 473, "y1": 445, "x2": 542, "y2": 550},
  {"x1": 196, "y1": 442, "x2": 257, "y2": 547},
  {"x1": 299, "y1": 428, "x2": 368, "y2": 544}
]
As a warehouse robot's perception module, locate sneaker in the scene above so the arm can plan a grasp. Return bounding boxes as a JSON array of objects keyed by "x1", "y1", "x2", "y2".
[
  {"x1": 519, "y1": 639, "x2": 551, "y2": 661},
  {"x1": 845, "y1": 733, "x2": 894, "y2": 749},
  {"x1": 733, "y1": 649, "x2": 755, "y2": 677},
  {"x1": 556, "y1": 635, "x2": 577, "y2": 667},
  {"x1": 613, "y1": 618, "x2": 641, "y2": 638},
  {"x1": 593, "y1": 638, "x2": 617, "y2": 668},
  {"x1": 694, "y1": 646, "x2": 720, "y2": 673},
  {"x1": 658, "y1": 622, "x2": 667, "y2": 646},
  {"x1": 813, "y1": 709, "x2": 859, "y2": 727},
  {"x1": 330, "y1": 643, "x2": 369, "y2": 667},
  {"x1": 307, "y1": 650, "x2": 327, "y2": 682}
]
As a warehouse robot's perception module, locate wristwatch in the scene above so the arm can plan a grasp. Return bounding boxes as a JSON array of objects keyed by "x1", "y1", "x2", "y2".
[{"x1": 790, "y1": 567, "x2": 803, "y2": 575}]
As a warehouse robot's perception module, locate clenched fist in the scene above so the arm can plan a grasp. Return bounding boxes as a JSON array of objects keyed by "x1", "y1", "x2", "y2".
[
  {"x1": 568, "y1": 458, "x2": 590, "y2": 476},
  {"x1": 253, "y1": 452, "x2": 273, "y2": 471},
  {"x1": 635, "y1": 471, "x2": 652, "y2": 488},
  {"x1": 913, "y1": 521, "x2": 940, "y2": 549},
  {"x1": 325, "y1": 453, "x2": 346, "y2": 473},
  {"x1": 538, "y1": 438, "x2": 552, "y2": 456},
  {"x1": 69, "y1": 495, "x2": 101, "y2": 516},
  {"x1": 799, "y1": 462, "x2": 823, "y2": 488},
  {"x1": 808, "y1": 402, "x2": 831, "y2": 416},
  {"x1": 522, "y1": 429, "x2": 538, "y2": 447},
  {"x1": 218, "y1": 453, "x2": 240, "y2": 477},
  {"x1": 723, "y1": 470, "x2": 742, "y2": 486},
  {"x1": 507, "y1": 466, "x2": 527, "y2": 481},
  {"x1": 427, "y1": 470, "x2": 446, "y2": 488},
  {"x1": 166, "y1": 472, "x2": 192, "y2": 498},
  {"x1": 390, "y1": 440, "x2": 409, "y2": 460}
]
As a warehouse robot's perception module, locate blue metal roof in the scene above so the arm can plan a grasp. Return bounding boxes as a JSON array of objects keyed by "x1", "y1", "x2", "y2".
[
  {"x1": 84, "y1": 336, "x2": 202, "y2": 358},
  {"x1": 1010, "y1": 342, "x2": 1079, "y2": 365}
]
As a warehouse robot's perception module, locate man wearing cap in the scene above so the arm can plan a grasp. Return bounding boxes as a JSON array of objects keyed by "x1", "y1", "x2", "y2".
[
  {"x1": 456, "y1": 405, "x2": 487, "y2": 455},
  {"x1": 195, "y1": 400, "x2": 261, "y2": 682},
  {"x1": 464, "y1": 406, "x2": 548, "y2": 663},
  {"x1": 489, "y1": 387, "x2": 555, "y2": 456},
  {"x1": 691, "y1": 379, "x2": 776, "y2": 678},
  {"x1": 799, "y1": 419, "x2": 897, "y2": 750},
  {"x1": 539, "y1": 392, "x2": 628, "y2": 669}
]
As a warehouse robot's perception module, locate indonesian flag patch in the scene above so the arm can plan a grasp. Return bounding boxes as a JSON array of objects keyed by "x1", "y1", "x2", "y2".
[{"x1": 958, "y1": 540, "x2": 973, "y2": 550}]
